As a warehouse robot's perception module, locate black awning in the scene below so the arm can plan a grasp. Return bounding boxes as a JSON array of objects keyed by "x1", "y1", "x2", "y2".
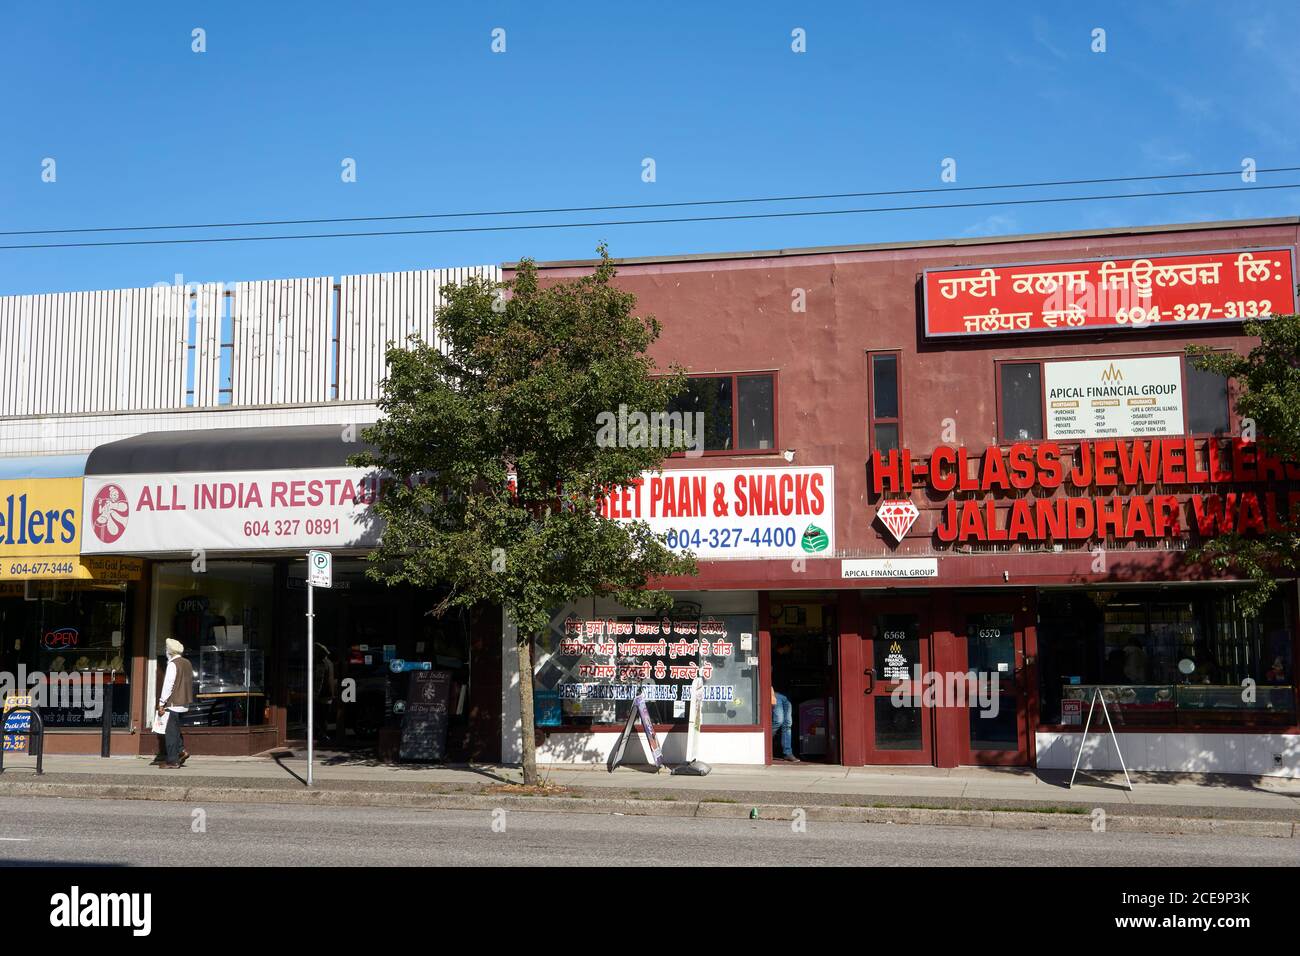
[{"x1": 85, "y1": 424, "x2": 379, "y2": 475}]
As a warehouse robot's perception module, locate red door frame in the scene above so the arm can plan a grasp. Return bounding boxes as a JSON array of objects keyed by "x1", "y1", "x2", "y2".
[
  {"x1": 950, "y1": 592, "x2": 1035, "y2": 766},
  {"x1": 759, "y1": 591, "x2": 773, "y2": 765},
  {"x1": 837, "y1": 590, "x2": 865, "y2": 766},
  {"x1": 762, "y1": 591, "x2": 843, "y2": 765},
  {"x1": 857, "y1": 593, "x2": 938, "y2": 766}
]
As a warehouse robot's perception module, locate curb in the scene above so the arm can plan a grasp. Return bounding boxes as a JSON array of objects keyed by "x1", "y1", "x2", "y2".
[{"x1": 3, "y1": 780, "x2": 1295, "y2": 838}]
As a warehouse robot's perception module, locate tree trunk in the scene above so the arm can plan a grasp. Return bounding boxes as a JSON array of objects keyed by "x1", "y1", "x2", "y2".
[{"x1": 516, "y1": 633, "x2": 538, "y2": 785}]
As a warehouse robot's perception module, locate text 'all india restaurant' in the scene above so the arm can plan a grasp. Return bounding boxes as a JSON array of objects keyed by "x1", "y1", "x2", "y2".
[
  {"x1": 1, "y1": 427, "x2": 502, "y2": 759},
  {"x1": 505, "y1": 217, "x2": 1300, "y2": 777}
]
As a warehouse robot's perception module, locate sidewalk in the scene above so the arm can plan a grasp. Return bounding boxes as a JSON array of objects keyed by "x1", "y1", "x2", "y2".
[{"x1": 2, "y1": 751, "x2": 1297, "y2": 835}]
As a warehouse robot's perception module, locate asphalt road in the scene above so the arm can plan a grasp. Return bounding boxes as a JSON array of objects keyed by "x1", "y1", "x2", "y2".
[{"x1": 0, "y1": 796, "x2": 1294, "y2": 867}]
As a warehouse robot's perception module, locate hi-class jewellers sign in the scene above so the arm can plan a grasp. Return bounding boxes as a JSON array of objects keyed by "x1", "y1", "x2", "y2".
[
  {"x1": 871, "y1": 440, "x2": 1300, "y2": 544},
  {"x1": 923, "y1": 248, "x2": 1296, "y2": 338},
  {"x1": 598, "y1": 466, "x2": 835, "y2": 558},
  {"x1": 82, "y1": 469, "x2": 393, "y2": 553}
]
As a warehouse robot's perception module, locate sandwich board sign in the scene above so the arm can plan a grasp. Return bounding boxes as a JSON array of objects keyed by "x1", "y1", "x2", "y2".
[
  {"x1": 606, "y1": 694, "x2": 664, "y2": 772},
  {"x1": 3, "y1": 694, "x2": 33, "y2": 754}
]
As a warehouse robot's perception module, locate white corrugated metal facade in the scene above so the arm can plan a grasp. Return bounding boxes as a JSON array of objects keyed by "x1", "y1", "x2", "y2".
[
  {"x1": 0, "y1": 285, "x2": 189, "y2": 416},
  {"x1": 337, "y1": 268, "x2": 483, "y2": 401},
  {"x1": 0, "y1": 265, "x2": 498, "y2": 420}
]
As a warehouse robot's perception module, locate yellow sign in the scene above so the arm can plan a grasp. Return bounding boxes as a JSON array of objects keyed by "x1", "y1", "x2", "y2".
[
  {"x1": 3, "y1": 693, "x2": 34, "y2": 753},
  {"x1": 0, "y1": 478, "x2": 82, "y2": 557},
  {"x1": 0, "y1": 555, "x2": 143, "y2": 583}
]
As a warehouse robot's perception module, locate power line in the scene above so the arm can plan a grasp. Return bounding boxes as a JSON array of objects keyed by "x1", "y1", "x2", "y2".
[
  {"x1": 2, "y1": 166, "x2": 1298, "y2": 238},
  {"x1": 2, "y1": 182, "x2": 1297, "y2": 251}
]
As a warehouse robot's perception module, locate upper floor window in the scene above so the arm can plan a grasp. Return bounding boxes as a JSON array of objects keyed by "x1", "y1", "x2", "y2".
[
  {"x1": 998, "y1": 363, "x2": 1044, "y2": 443},
  {"x1": 997, "y1": 354, "x2": 1230, "y2": 443},
  {"x1": 868, "y1": 351, "x2": 901, "y2": 452},
  {"x1": 666, "y1": 372, "x2": 777, "y2": 454},
  {"x1": 1185, "y1": 361, "x2": 1231, "y2": 436}
]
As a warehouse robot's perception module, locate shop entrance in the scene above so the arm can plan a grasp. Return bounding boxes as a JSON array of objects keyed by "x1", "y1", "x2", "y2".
[
  {"x1": 855, "y1": 592, "x2": 1033, "y2": 767},
  {"x1": 954, "y1": 595, "x2": 1033, "y2": 766},
  {"x1": 768, "y1": 596, "x2": 839, "y2": 762},
  {"x1": 859, "y1": 597, "x2": 935, "y2": 765},
  {"x1": 281, "y1": 560, "x2": 473, "y2": 759}
]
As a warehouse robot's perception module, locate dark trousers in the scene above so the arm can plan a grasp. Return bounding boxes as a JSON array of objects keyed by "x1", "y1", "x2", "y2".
[{"x1": 164, "y1": 712, "x2": 184, "y2": 764}]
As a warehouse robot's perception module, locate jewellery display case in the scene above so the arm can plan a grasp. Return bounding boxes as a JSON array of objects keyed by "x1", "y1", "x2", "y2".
[
  {"x1": 197, "y1": 645, "x2": 264, "y2": 695},
  {"x1": 183, "y1": 646, "x2": 267, "y2": 728}
]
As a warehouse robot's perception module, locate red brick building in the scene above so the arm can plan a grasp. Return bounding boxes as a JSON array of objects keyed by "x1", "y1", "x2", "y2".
[{"x1": 505, "y1": 217, "x2": 1300, "y2": 775}]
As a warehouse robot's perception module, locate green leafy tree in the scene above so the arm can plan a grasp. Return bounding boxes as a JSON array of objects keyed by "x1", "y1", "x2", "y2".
[
  {"x1": 1187, "y1": 313, "x2": 1300, "y2": 615},
  {"x1": 352, "y1": 247, "x2": 698, "y2": 784}
]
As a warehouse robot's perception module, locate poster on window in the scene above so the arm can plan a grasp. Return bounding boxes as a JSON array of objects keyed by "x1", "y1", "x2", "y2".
[
  {"x1": 1043, "y1": 355, "x2": 1185, "y2": 440},
  {"x1": 598, "y1": 466, "x2": 835, "y2": 559},
  {"x1": 549, "y1": 618, "x2": 738, "y2": 719}
]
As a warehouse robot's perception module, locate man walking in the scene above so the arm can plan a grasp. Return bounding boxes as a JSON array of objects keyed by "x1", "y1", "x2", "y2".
[{"x1": 157, "y1": 638, "x2": 193, "y2": 769}]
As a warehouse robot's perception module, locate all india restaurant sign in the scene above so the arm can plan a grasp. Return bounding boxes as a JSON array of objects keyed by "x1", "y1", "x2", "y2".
[
  {"x1": 872, "y1": 439, "x2": 1300, "y2": 543},
  {"x1": 80, "y1": 468, "x2": 402, "y2": 553}
]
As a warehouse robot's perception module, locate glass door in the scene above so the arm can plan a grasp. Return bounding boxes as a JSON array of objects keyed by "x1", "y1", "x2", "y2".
[
  {"x1": 861, "y1": 602, "x2": 934, "y2": 765},
  {"x1": 959, "y1": 597, "x2": 1031, "y2": 765}
]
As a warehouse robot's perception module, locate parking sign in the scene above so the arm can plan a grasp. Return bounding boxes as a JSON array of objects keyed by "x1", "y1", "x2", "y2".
[{"x1": 308, "y1": 550, "x2": 332, "y2": 589}]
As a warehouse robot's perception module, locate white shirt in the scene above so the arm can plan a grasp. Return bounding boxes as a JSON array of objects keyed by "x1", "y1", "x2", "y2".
[{"x1": 160, "y1": 655, "x2": 188, "y2": 713}]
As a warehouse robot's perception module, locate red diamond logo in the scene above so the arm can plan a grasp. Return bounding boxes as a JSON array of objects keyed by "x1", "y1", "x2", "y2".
[{"x1": 876, "y1": 500, "x2": 919, "y2": 543}]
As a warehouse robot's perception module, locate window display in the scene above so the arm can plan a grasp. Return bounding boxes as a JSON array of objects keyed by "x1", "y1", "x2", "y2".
[
  {"x1": 534, "y1": 596, "x2": 760, "y2": 728},
  {"x1": 1039, "y1": 588, "x2": 1296, "y2": 728},
  {"x1": 151, "y1": 561, "x2": 273, "y2": 727},
  {"x1": 0, "y1": 581, "x2": 132, "y2": 729}
]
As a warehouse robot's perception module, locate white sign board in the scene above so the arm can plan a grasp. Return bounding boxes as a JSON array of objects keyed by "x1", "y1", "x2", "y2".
[
  {"x1": 1044, "y1": 355, "x2": 1184, "y2": 440},
  {"x1": 842, "y1": 558, "x2": 939, "y2": 580},
  {"x1": 598, "y1": 466, "x2": 835, "y2": 559},
  {"x1": 308, "y1": 549, "x2": 333, "y2": 588},
  {"x1": 82, "y1": 468, "x2": 386, "y2": 554}
]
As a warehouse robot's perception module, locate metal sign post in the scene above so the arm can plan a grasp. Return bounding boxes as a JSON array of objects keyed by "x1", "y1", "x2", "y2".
[{"x1": 305, "y1": 550, "x2": 333, "y2": 787}]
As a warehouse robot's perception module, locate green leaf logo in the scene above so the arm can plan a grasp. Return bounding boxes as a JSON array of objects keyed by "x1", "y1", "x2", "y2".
[{"x1": 800, "y1": 523, "x2": 829, "y2": 553}]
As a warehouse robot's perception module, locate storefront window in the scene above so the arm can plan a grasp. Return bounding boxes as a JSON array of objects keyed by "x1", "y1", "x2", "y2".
[
  {"x1": 533, "y1": 597, "x2": 760, "y2": 728},
  {"x1": 151, "y1": 562, "x2": 273, "y2": 728},
  {"x1": 283, "y1": 560, "x2": 474, "y2": 753},
  {"x1": 0, "y1": 581, "x2": 132, "y2": 729},
  {"x1": 1037, "y1": 589, "x2": 1296, "y2": 728}
]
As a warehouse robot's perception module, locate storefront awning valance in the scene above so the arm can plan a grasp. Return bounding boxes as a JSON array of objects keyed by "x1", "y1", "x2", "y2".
[
  {"x1": 85, "y1": 424, "x2": 378, "y2": 475},
  {"x1": 0, "y1": 454, "x2": 87, "y2": 479}
]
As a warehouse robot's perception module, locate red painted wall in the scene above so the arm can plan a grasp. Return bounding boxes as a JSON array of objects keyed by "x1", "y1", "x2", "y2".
[{"x1": 519, "y1": 220, "x2": 1300, "y2": 591}]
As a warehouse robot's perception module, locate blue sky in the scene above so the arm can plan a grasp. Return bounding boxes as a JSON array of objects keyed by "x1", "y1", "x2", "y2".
[{"x1": 1, "y1": 1, "x2": 1297, "y2": 294}]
